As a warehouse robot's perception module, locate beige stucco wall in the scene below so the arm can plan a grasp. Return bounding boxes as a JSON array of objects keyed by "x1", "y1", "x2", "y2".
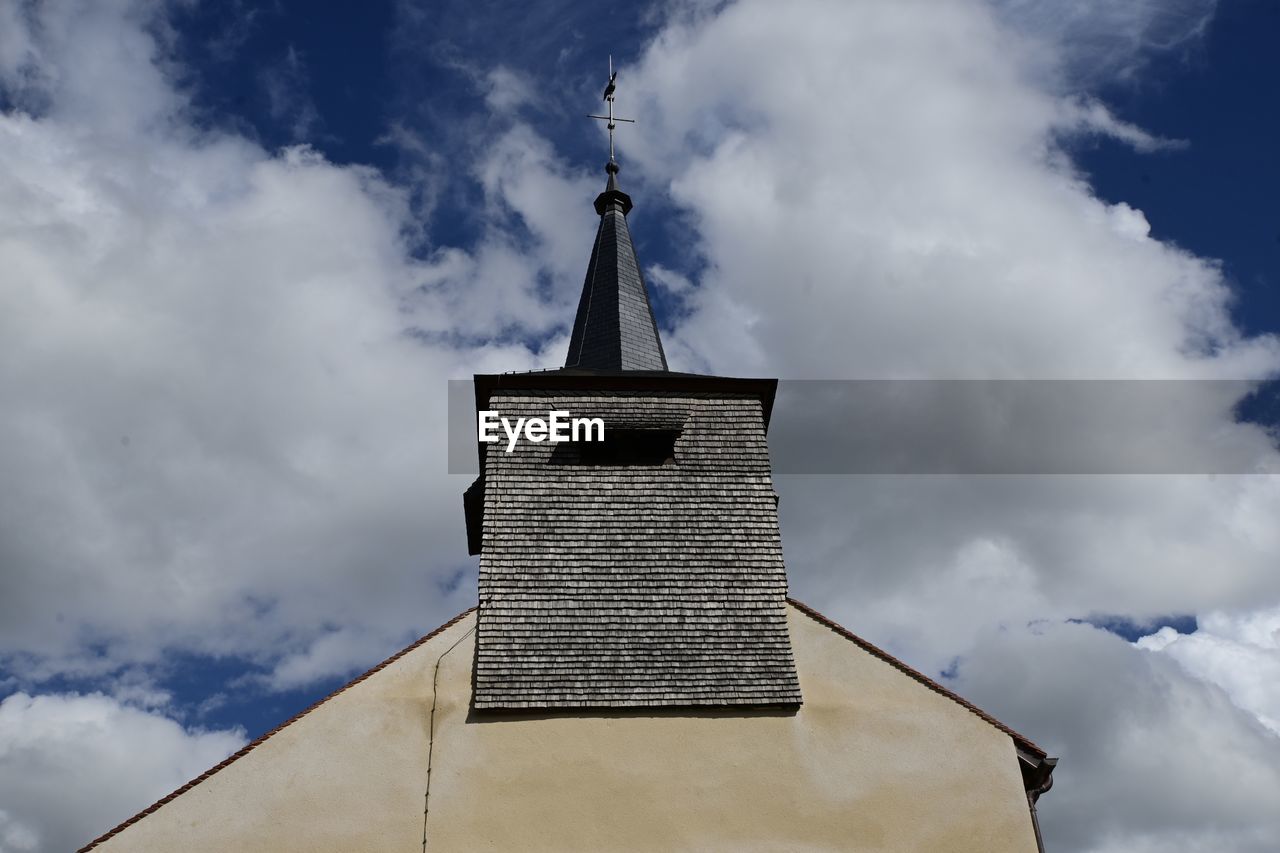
[{"x1": 93, "y1": 605, "x2": 1039, "y2": 852}]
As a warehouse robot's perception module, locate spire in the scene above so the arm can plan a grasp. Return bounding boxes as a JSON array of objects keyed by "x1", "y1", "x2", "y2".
[
  {"x1": 566, "y1": 62, "x2": 668, "y2": 372},
  {"x1": 564, "y1": 163, "x2": 668, "y2": 371}
]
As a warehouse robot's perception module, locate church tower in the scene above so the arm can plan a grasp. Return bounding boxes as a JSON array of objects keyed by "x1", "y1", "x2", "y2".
[{"x1": 466, "y1": 156, "x2": 802, "y2": 710}]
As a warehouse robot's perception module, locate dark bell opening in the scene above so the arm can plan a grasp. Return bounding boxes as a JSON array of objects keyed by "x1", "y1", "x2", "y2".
[{"x1": 550, "y1": 428, "x2": 679, "y2": 466}]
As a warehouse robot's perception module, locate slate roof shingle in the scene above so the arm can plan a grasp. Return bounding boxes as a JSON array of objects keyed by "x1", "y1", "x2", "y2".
[{"x1": 564, "y1": 169, "x2": 668, "y2": 372}]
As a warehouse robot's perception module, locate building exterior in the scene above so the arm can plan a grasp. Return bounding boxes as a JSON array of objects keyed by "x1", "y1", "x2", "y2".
[{"x1": 80, "y1": 150, "x2": 1055, "y2": 853}]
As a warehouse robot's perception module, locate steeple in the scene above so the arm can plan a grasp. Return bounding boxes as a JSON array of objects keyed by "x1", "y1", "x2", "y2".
[
  {"x1": 564, "y1": 163, "x2": 668, "y2": 371},
  {"x1": 566, "y1": 60, "x2": 668, "y2": 372}
]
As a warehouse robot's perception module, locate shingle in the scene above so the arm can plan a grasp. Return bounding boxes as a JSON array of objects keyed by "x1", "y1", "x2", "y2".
[{"x1": 473, "y1": 391, "x2": 802, "y2": 710}]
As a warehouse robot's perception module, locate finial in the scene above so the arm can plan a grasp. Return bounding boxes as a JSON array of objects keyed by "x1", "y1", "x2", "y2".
[{"x1": 588, "y1": 55, "x2": 635, "y2": 170}]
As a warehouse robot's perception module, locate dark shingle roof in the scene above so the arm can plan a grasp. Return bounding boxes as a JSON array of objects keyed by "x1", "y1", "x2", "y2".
[{"x1": 564, "y1": 166, "x2": 668, "y2": 372}]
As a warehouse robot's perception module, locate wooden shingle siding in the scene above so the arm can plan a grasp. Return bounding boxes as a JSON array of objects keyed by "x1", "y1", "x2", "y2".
[{"x1": 473, "y1": 391, "x2": 802, "y2": 709}]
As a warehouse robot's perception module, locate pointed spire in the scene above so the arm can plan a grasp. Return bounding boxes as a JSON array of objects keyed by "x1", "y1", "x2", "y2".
[
  {"x1": 568, "y1": 61, "x2": 666, "y2": 372},
  {"x1": 565, "y1": 163, "x2": 668, "y2": 371}
]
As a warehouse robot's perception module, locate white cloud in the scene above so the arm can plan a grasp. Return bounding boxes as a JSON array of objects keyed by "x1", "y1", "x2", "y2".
[
  {"x1": 484, "y1": 65, "x2": 538, "y2": 112},
  {"x1": 647, "y1": 262, "x2": 693, "y2": 295},
  {"x1": 1138, "y1": 605, "x2": 1280, "y2": 735},
  {"x1": 1107, "y1": 200, "x2": 1152, "y2": 240},
  {"x1": 0, "y1": 0, "x2": 179, "y2": 133},
  {"x1": 1057, "y1": 96, "x2": 1187, "y2": 153},
  {"x1": 626, "y1": 0, "x2": 1277, "y2": 381},
  {"x1": 3, "y1": 0, "x2": 1279, "y2": 851},
  {"x1": 0, "y1": 102, "x2": 476, "y2": 673},
  {"x1": 265, "y1": 626, "x2": 408, "y2": 691},
  {"x1": 956, "y1": 620, "x2": 1280, "y2": 853},
  {"x1": 989, "y1": 0, "x2": 1219, "y2": 87},
  {"x1": 0, "y1": 0, "x2": 589, "y2": 683},
  {"x1": 0, "y1": 692, "x2": 244, "y2": 853}
]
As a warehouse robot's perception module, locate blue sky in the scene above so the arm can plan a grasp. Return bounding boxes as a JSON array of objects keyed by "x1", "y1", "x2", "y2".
[
  {"x1": 1070, "y1": 0, "x2": 1279, "y2": 336},
  {"x1": 153, "y1": 0, "x2": 1280, "y2": 338},
  {"x1": 154, "y1": 0, "x2": 1280, "y2": 339},
  {"x1": 2, "y1": 1, "x2": 1280, "y2": 851}
]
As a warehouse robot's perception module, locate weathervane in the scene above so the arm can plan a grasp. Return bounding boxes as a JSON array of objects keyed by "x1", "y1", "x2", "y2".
[{"x1": 588, "y1": 55, "x2": 635, "y2": 168}]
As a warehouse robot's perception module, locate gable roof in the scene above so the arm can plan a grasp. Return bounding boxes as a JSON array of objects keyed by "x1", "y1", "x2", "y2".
[{"x1": 78, "y1": 600, "x2": 1045, "y2": 851}]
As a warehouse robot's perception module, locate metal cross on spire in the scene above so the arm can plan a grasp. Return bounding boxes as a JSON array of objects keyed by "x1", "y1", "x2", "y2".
[{"x1": 587, "y1": 55, "x2": 635, "y2": 167}]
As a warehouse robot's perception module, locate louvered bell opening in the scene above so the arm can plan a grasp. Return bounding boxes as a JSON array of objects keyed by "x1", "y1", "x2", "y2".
[{"x1": 549, "y1": 427, "x2": 680, "y2": 467}]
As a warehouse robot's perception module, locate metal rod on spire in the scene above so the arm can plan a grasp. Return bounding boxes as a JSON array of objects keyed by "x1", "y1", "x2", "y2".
[{"x1": 588, "y1": 54, "x2": 635, "y2": 168}]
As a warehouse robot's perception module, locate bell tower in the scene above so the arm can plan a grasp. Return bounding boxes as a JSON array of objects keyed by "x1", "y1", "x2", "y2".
[{"x1": 465, "y1": 64, "x2": 800, "y2": 710}]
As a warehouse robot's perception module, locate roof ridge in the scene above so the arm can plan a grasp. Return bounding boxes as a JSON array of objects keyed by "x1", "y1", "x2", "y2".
[
  {"x1": 76, "y1": 608, "x2": 477, "y2": 853},
  {"x1": 787, "y1": 597, "x2": 1046, "y2": 758}
]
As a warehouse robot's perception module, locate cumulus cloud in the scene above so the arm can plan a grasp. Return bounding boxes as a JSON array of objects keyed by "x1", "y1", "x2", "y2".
[
  {"x1": 3, "y1": 0, "x2": 1279, "y2": 851},
  {"x1": 0, "y1": 106, "x2": 471, "y2": 673},
  {"x1": 626, "y1": 0, "x2": 1276, "y2": 381},
  {"x1": 0, "y1": 0, "x2": 587, "y2": 687},
  {"x1": 956, "y1": 621, "x2": 1280, "y2": 853},
  {"x1": 0, "y1": 691, "x2": 244, "y2": 853},
  {"x1": 1139, "y1": 605, "x2": 1280, "y2": 735}
]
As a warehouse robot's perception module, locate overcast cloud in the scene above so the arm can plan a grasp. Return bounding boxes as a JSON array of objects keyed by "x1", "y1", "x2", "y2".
[{"x1": 1, "y1": 0, "x2": 1277, "y2": 850}]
